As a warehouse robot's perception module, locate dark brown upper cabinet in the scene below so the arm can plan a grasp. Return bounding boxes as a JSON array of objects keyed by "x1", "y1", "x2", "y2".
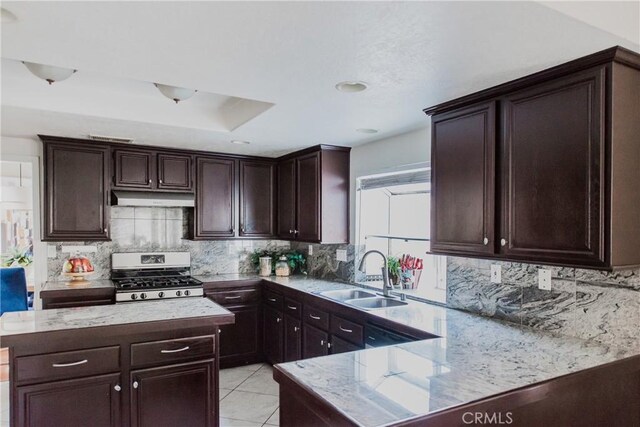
[
  {"x1": 43, "y1": 139, "x2": 110, "y2": 241},
  {"x1": 431, "y1": 102, "x2": 495, "y2": 256},
  {"x1": 424, "y1": 46, "x2": 640, "y2": 269},
  {"x1": 239, "y1": 161, "x2": 275, "y2": 237},
  {"x1": 113, "y1": 149, "x2": 192, "y2": 192},
  {"x1": 189, "y1": 156, "x2": 235, "y2": 239},
  {"x1": 277, "y1": 146, "x2": 350, "y2": 244},
  {"x1": 157, "y1": 153, "x2": 193, "y2": 191},
  {"x1": 114, "y1": 149, "x2": 154, "y2": 189}
]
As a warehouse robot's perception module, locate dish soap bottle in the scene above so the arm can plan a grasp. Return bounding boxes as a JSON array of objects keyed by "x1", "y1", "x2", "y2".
[{"x1": 275, "y1": 256, "x2": 290, "y2": 277}]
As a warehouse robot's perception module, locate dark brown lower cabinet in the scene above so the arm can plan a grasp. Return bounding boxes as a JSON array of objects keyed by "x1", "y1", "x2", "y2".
[
  {"x1": 284, "y1": 315, "x2": 302, "y2": 362},
  {"x1": 330, "y1": 335, "x2": 362, "y2": 355},
  {"x1": 218, "y1": 305, "x2": 261, "y2": 368},
  {"x1": 302, "y1": 324, "x2": 329, "y2": 359},
  {"x1": 131, "y1": 361, "x2": 215, "y2": 427},
  {"x1": 16, "y1": 373, "x2": 121, "y2": 427},
  {"x1": 263, "y1": 305, "x2": 284, "y2": 364}
]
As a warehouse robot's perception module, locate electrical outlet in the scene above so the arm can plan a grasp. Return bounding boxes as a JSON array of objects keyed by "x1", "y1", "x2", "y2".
[
  {"x1": 47, "y1": 245, "x2": 57, "y2": 258},
  {"x1": 538, "y1": 269, "x2": 552, "y2": 290},
  {"x1": 336, "y1": 249, "x2": 347, "y2": 262},
  {"x1": 491, "y1": 264, "x2": 502, "y2": 284},
  {"x1": 308, "y1": 245, "x2": 313, "y2": 256}
]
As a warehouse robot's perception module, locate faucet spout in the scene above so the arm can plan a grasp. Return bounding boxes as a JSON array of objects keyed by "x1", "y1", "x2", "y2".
[{"x1": 358, "y1": 250, "x2": 392, "y2": 297}]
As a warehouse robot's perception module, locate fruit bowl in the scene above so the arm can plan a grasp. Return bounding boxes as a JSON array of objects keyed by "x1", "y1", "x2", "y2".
[{"x1": 62, "y1": 254, "x2": 95, "y2": 281}]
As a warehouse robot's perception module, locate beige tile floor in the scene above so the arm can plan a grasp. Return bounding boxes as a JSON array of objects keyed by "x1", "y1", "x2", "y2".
[
  {"x1": 0, "y1": 363, "x2": 278, "y2": 427},
  {"x1": 220, "y1": 363, "x2": 279, "y2": 427}
]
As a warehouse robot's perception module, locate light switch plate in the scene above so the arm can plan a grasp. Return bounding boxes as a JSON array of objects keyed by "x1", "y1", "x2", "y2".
[
  {"x1": 538, "y1": 269, "x2": 552, "y2": 290},
  {"x1": 47, "y1": 245, "x2": 57, "y2": 258},
  {"x1": 491, "y1": 264, "x2": 502, "y2": 284},
  {"x1": 336, "y1": 249, "x2": 347, "y2": 262},
  {"x1": 308, "y1": 245, "x2": 314, "y2": 256}
]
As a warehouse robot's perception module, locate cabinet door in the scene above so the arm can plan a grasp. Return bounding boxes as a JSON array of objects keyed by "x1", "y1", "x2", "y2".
[
  {"x1": 302, "y1": 324, "x2": 329, "y2": 359},
  {"x1": 194, "y1": 157, "x2": 235, "y2": 238},
  {"x1": 45, "y1": 142, "x2": 110, "y2": 240},
  {"x1": 17, "y1": 374, "x2": 121, "y2": 427},
  {"x1": 240, "y1": 161, "x2": 275, "y2": 237},
  {"x1": 296, "y1": 152, "x2": 321, "y2": 242},
  {"x1": 501, "y1": 67, "x2": 605, "y2": 266},
  {"x1": 157, "y1": 153, "x2": 192, "y2": 192},
  {"x1": 284, "y1": 315, "x2": 302, "y2": 362},
  {"x1": 277, "y1": 159, "x2": 296, "y2": 239},
  {"x1": 431, "y1": 102, "x2": 496, "y2": 255},
  {"x1": 218, "y1": 305, "x2": 260, "y2": 365},
  {"x1": 114, "y1": 149, "x2": 155, "y2": 189},
  {"x1": 263, "y1": 305, "x2": 284, "y2": 364},
  {"x1": 330, "y1": 335, "x2": 362, "y2": 355},
  {"x1": 131, "y1": 361, "x2": 215, "y2": 427}
]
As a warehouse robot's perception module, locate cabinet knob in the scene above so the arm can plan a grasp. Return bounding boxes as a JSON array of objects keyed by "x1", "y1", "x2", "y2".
[
  {"x1": 483, "y1": 237, "x2": 489, "y2": 245},
  {"x1": 241, "y1": 228, "x2": 245, "y2": 233},
  {"x1": 327, "y1": 342, "x2": 332, "y2": 349},
  {"x1": 289, "y1": 229, "x2": 294, "y2": 234},
  {"x1": 320, "y1": 340, "x2": 324, "y2": 346},
  {"x1": 294, "y1": 230, "x2": 299, "y2": 235},
  {"x1": 276, "y1": 317, "x2": 281, "y2": 323},
  {"x1": 218, "y1": 329, "x2": 221, "y2": 334},
  {"x1": 294, "y1": 326, "x2": 299, "y2": 332},
  {"x1": 501, "y1": 238, "x2": 507, "y2": 247},
  {"x1": 114, "y1": 385, "x2": 121, "y2": 392},
  {"x1": 133, "y1": 381, "x2": 139, "y2": 389},
  {"x1": 159, "y1": 179, "x2": 163, "y2": 184},
  {"x1": 104, "y1": 228, "x2": 108, "y2": 233},
  {"x1": 148, "y1": 179, "x2": 152, "y2": 184}
]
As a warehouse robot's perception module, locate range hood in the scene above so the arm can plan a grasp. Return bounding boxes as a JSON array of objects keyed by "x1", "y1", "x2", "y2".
[{"x1": 112, "y1": 191, "x2": 194, "y2": 207}]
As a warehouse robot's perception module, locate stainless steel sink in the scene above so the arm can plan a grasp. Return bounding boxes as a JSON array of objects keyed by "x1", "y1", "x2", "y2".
[
  {"x1": 318, "y1": 289, "x2": 377, "y2": 301},
  {"x1": 344, "y1": 297, "x2": 408, "y2": 310}
]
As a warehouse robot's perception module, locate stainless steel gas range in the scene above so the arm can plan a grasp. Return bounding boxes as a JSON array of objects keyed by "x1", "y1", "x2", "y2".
[{"x1": 111, "y1": 252, "x2": 203, "y2": 303}]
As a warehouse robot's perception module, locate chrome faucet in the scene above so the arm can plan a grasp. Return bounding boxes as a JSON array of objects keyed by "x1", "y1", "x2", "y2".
[{"x1": 358, "y1": 250, "x2": 392, "y2": 297}]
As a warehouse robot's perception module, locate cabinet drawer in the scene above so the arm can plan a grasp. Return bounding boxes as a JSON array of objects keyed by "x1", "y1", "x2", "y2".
[
  {"x1": 330, "y1": 315, "x2": 364, "y2": 346},
  {"x1": 284, "y1": 298, "x2": 302, "y2": 318},
  {"x1": 207, "y1": 288, "x2": 259, "y2": 306},
  {"x1": 131, "y1": 335, "x2": 214, "y2": 368},
  {"x1": 15, "y1": 346, "x2": 120, "y2": 384},
  {"x1": 263, "y1": 289, "x2": 283, "y2": 309},
  {"x1": 303, "y1": 305, "x2": 329, "y2": 330}
]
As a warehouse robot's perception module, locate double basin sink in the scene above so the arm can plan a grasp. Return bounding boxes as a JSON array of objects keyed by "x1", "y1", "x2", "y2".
[{"x1": 317, "y1": 289, "x2": 408, "y2": 310}]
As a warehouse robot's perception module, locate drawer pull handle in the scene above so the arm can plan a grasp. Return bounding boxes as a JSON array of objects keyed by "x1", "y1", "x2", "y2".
[
  {"x1": 287, "y1": 305, "x2": 297, "y2": 310},
  {"x1": 339, "y1": 326, "x2": 353, "y2": 333},
  {"x1": 309, "y1": 314, "x2": 321, "y2": 320},
  {"x1": 225, "y1": 296, "x2": 242, "y2": 300},
  {"x1": 52, "y1": 359, "x2": 88, "y2": 368},
  {"x1": 161, "y1": 346, "x2": 190, "y2": 354},
  {"x1": 368, "y1": 336, "x2": 376, "y2": 341},
  {"x1": 268, "y1": 298, "x2": 277, "y2": 302}
]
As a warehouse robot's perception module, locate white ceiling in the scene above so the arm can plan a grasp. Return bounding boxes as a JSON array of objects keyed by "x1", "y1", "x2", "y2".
[{"x1": 1, "y1": 1, "x2": 638, "y2": 157}]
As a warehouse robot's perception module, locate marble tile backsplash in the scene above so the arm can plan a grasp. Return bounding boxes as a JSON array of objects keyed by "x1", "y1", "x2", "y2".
[
  {"x1": 46, "y1": 207, "x2": 290, "y2": 280},
  {"x1": 446, "y1": 256, "x2": 640, "y2": 350},
  {"x1": 290, "y1": 242, "x2": 363, "y2": 283}
]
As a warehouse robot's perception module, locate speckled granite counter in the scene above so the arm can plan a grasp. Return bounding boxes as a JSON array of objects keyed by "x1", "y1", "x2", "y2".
[
  {"x1": 0, "y1": 298, "x2": 232, "y2": 338},
  {"x1": 42, "y1": 279, "x2": 115, "y2": 292},
  {"x1": 194, "y1": 273, "x2": 262, "y2": 283},
  {"x1": 264, "y1": 276, "x2": 639, "y2": 426}
]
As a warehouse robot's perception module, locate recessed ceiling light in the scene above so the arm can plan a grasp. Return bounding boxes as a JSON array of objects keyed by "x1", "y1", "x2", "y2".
[
  {"x1": 335, "y1": 81, "x2": 368, "y2": 93},
  {"x1": 356, "y1": 128, "x2": 378, "y2": 134},
  {"x1": 231, "y1": 140, "x2": 250, "y2": 145}
]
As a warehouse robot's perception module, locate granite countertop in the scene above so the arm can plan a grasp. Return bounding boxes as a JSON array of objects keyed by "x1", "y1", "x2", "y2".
[
  {"x1": 0, "y1": 298, "x2": 232, "y2": 338},
  {"x1": 42, "y1": 279, "x2": 115, "y2": 292},
  {"x1": 194, "y1": 273, "x2": 262, "y2": 283},
  {"x1": 266, "y1": 276, "x2": 638, "y2": 427}
]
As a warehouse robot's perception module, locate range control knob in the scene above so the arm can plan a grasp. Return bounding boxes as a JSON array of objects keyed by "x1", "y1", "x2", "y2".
[
  {"x1": 176, "y1": 290, "x2": 182, "y2": 297},
  {"x1": 158, "y1": 292, "x2": 165, "y2": 298},
  {"x1": 140, "y1": 293, "x2": 147, "y2": 300},
  {"x1": 184, "y1": 290, "x2": 191, "y2": 296},
  {"x1": 130, "y1": 294, "x2": 138, "y2": 300}
]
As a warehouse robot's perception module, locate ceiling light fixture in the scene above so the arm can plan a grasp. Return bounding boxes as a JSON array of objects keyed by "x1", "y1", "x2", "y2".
[
  {"x1": 22, "y1": 62, "x2": 77, "y2": 85},
  {"x1": 1, "y1": 8, "x2": 17, "y2": 23},
  {"x1": 154, "y1": 83, "x2": 197, "y2": 104},
  {"x1": 356, "y1": 128, "x2": 379, "y2": 134},
  {"x1": 335, "y1": 81, "x2": 368, "y2": 93}
]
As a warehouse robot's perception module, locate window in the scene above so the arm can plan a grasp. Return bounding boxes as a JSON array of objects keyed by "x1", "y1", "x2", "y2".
[{"x1": 356, "y1": 168, "x2": 446, "y2": 304}]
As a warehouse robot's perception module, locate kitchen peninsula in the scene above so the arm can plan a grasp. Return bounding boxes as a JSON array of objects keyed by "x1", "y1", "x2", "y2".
[{"x1": 0, "y1": 298, "x2": 233, "y2": 426}]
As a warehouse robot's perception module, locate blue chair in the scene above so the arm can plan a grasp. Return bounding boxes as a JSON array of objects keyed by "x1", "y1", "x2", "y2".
[{"x1": 1, "y1": 267, "x2": 29, "y2": 315}]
